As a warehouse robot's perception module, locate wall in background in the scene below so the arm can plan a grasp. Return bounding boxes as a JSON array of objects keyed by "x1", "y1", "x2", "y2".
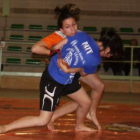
[
  {"x1": 0, "y1": 0, "x2": 140, "y2": 42},
  {"x1": 0, "y1": 0, "x2": 140, "y2": 27},
  {"x1": 0, "y1": 0, "x2": 140, "y2": 92}
]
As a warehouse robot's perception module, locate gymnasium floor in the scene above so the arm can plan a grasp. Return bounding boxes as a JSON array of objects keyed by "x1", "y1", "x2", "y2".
[{"x1": 0, "y1": 89, "x2": 140, "y2": 140}]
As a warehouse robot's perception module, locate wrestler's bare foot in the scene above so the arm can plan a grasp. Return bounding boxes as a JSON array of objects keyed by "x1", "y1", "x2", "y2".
[
  {"x1": 86, "y1": 113, "x2": 92, "y2": 121},
  {"x1": 0, "y1": 125, "x2": 6, "y2": 134},
  {"x1": 86, "y1": 113, "x2": 102, "y2": 130},
  {"x1": 47, "y1": 122, "x2": 58, "y2": 132},
  {"x1": 75, "y1": 124, "x2": 96, "y2": 132}
]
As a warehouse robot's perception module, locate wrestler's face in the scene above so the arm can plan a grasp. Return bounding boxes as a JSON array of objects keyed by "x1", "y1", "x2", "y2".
[
  {"x1": 97, "y1": 41, "x2": 113, "y2": 58},
  {"x1": 60, "y1": 17, "x2": 78, "y2": 37}
]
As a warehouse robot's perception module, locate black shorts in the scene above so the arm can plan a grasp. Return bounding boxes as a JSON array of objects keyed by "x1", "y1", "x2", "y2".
[
  {"x1": 62, "y1": 72, "x2": 81, "y2": 96},
  {"x1": 40, "y1": 67, "x2": 81, "y2": 112}
]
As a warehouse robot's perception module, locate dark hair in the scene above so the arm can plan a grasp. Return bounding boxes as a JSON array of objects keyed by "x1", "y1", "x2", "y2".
[
  {"x1": 99, "y1": 29, "x2": 124, "y2": 58},
  {"x1": 130, "y1": 39, "x2": 138, "y2": 46},
  {"x1": 54, "y1": 3, "x2": 80, "y2": 28}
]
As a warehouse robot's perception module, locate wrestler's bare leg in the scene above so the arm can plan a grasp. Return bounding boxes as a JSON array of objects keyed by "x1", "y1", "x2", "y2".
[
  {"x1": 47, "y1": 101, "x2": 78, "y2": 131},
  {"x1": 48, "y1": 74, "x2": 104, "y2": 131},
  {"x1": 80, "y1": 73, "x2": 104, "y2": 130},
  {"x1": 67, "y1": 87, "x2": 95, "y2": 131},
  {"x1": 48, "y1": 87, "x2": 95, "y2": 132},
  {"x1": 0, "y1": 110, "x2": 53, "y2": 133}
]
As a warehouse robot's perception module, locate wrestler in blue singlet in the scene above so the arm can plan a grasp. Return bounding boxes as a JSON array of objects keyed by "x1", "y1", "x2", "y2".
[{"x1": 48, "y1": 31, "x2": 101, "y2": 85}]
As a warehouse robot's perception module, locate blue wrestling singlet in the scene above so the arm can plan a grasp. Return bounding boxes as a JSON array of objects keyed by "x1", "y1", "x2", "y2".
[{"x1": 48, "y1": 31, "x2": 101, "y2": 85}]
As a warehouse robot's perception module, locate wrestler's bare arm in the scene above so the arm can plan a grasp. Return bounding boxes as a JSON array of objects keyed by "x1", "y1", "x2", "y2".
[
  {"x1": 52, "y1": 38, "x2": 68, "y2": 50},
  {"x1": 31, "y1": 40, "x2": 51, "y2": 55}
]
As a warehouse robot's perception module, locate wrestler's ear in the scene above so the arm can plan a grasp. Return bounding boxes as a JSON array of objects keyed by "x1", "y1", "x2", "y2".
[{"x1": 97, "y1": 41, "x2": 103, "y2": 51}]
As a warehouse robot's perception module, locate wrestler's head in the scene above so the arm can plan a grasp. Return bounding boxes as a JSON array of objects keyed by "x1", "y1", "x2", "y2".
[
  {"x1": 54, "y1": 3, "x2": 80, "y2": 36},
  {"x1": 98, "y1": 29, "x2": 124, "y2": 58}
]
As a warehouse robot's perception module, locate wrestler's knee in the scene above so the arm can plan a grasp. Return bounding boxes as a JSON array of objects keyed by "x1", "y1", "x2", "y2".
[
  {"x1": 98, "y1": 81, "x2": 105, "y2": 91},
  {"x1": 82, "y1": 99, "x2": 91, "y2": 110},
  {"x1": 94, "y1": 80, "x2": 105, "y2": 92},
  {"x1": 37, "y1": 111, "x2": 53, "y2": 126}
]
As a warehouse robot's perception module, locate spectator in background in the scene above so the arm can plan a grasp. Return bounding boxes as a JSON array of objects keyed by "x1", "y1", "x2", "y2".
[
  {"x1": 102, "y1": 28, "x2": 124, "y2": 76},
  {"x1": 103, "y1": 56, "x2": 124, "y2": 75},
  {"x1": 123, "y1": 39, "x2": 139, "y2": 76}
]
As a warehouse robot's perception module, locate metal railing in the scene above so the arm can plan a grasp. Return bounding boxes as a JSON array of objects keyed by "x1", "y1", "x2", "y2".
[
  {"x1": 0, "y1": 41, "x2": 140, "y2": 92},
  {"x1": 99, "y1": 45, "x2": 140, "y2": 92}
]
